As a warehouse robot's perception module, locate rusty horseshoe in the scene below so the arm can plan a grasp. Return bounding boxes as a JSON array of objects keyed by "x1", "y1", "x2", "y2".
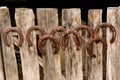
[
  {"x1": 26, "y1": 26, "x2": 46, "y2": 46},
  {"x1": 86, "y1": 37, "x2": 107, "y2": 58},
  {"x1": 75, "y1": 25, "x2": 93, "y2": 40},
  {"x1": 3, "y1": 27, "x2": 24, "y2": 47},
  {"x1": 60, "y1": 30, "x2": 82, "y2": 50},
  {"x1": 50, "y1": 26, "x2": 69, "y2": 47},
  {"x1": 94, "y1": 23, "x2": 116, "y2": 43},
  {"x1": 38, "y1": 34, "x2": 59, "y2": 55},
  {"x1": 50, "y1": 26, "x2": 66, "y2": 35}
]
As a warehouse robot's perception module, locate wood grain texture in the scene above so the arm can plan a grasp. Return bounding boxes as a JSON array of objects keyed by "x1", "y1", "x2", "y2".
[
  {"x1": 0, "y1": 44, "x2": 4, "y2": 80},
  {"x1": 0, "y1": 7, "x2": 18, "y2": 80},
  {"x1": 37, "y1": 8, "x2": 61, "y2": 80},
  {"x1": 88, "y1": 9, "x2": 103, "y2": 80},
  {"x1": 15, "y1": 8, "x2": 40, "y2": 80},
  {"x1": 62, "y1": 9, "x2": 83, "y2": 80},
  {"x1": 106, "y1": 7, "x2": 120, "y2": 80}
]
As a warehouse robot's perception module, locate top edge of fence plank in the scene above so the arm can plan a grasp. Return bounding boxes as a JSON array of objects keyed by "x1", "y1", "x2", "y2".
[
  {"x1": 62, "y1": 8, "x2": 81, "y2": 11},
  {"x1": 15, "y1": 7, "x2": 31, "y2": 9},
  {"x1": 37, "y1": 8, "x2": 58, "y2": 10},
  {"x1": 89, "y1": 9, "x2": 103, "y2": 11},
  {"x1": 0, "y1": 6, "x2": 8, "y2": 9},
  {"x1": 62, "y1": 8, "x2": 80, "y2": 9},
  {"x1": 15, "y1": 8, "x2": 34, "y2": 13},
  {"x1": 107, "y1": 7, "x2": 119, "y2": 9},
  {"x1": 15, "y1": 8, "x2": 33, "y2": 10}
]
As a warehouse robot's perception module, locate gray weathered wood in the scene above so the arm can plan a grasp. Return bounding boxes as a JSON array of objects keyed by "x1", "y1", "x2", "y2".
[
  {"x1": 88, "y1": 9, "x2": 103, "y2": 80},
  {"x1": 62, "y1": 9, "x2": 83, "y2": 80},
  {"x1": 13, "y1": 34, "x2": 44, "y2": 67},
  {"x1": 0, "y1": 7, "x2": 18, "y2": 80},
  {"x1": 106, "y1": 7, "x2": 120, "y2": 80},
  {"x1": 0, "y1": 9, "x2": 5, "y2": 80},
  {"x1": 0, "y1": 7, "x2": 5, "y2": 80},
  {"x1": 37, "y1": 8, "x2": 61, "y2": 80},
  {"x1": 0, "y1": 45, "x2": 4, "y2": 80},
  {"x1": 15, "y1": 8, "x2": 40, "y2": 80}
]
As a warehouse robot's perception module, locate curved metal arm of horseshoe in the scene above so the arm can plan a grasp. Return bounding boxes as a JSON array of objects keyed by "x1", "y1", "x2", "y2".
[
  {"x1": 74, "y1": 25, "x2": 93, "y2": 40},
  {"x1": 26, "y1": 26, "x2": 46, "y2": 46},
  {"x1": 86, "y1": 37, "x2": 107, "y2": 58},
  {"x1": 3, "y1": 27, "x2": 24, "y2": 47},
  {"x1": 50, "y1": 26, "x2": 69, "y2": 48},
  {"x1": 93, "y1": 22, "x2": 116, "y2": 43},
  {"x1": 38, "y1": 34, "x2": 59, "y2": 55},
  {"x1": 50, "y1": 26, "x2": 66, "y2": 36},
  {"x1": 60, "y1": 30, "x2": 82, "y2": 51}
]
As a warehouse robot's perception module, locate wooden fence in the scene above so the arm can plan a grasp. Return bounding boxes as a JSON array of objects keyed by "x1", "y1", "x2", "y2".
[{"x1": 0, "y1": 6, "x2": 119, "y2": 80}]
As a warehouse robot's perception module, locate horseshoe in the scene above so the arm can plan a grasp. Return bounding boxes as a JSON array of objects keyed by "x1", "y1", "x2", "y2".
[
  {"x1": 26, "y1": 26, "x2": 46, "y2": 46},
  {"x1": 3, "y1": 27, "x2": 24, "y2": 47},
  {"x1": 50, "y1": 26, "x2": 69, "y2": 47},
  {"x1": 60, "y1": 30, "x2": 82, "y2": 50},
  {"x1": 94, "y1": 23, "x2": 116, "y2": 43},
  {"x1": 38, "y1": 34, "x2": 59, "y2": 55},
  {"x1": 50, "y1": 26, "x2": 66, "y2": 35},
  {"x1": 75, "y1": 25, "x2": 93, "y2": 40},
  {"x1": 86, "y1": 37, "x2": 107, "y2": 58}
]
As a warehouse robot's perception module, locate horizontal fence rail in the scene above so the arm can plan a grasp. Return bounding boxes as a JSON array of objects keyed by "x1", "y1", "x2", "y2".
[{"x1": 0, "y1": 6, "x2": 119, "y2": 80}]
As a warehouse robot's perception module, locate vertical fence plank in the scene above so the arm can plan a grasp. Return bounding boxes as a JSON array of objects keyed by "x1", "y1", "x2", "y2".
[
  {"x1": 37, "y1": 8, "x2": 61, "y2": 80},
  {"x1": 88, "y1": 9, "x2": 103, "y2": 80},
  {"x1": 62, "y1": 8, "x2": 83, "y2": 80},
  {"x1": 117, "y1": 7, "x2": 120, "y2": 80},
  {"x1": 0, "y1": 42, "x2": 4, "y2": 80},
  {"x1": 106, "y1": 7, "x2": 120, "y2": 80},
  {"x1": 0, "y1": 7, "x2": 18, "y2": 80},
  {"x1": 15, "y1": 8, "x2": 40, "y2": 80},
  {"x1": 0, "y1": 7, "x2": 5, "y2": 80}
]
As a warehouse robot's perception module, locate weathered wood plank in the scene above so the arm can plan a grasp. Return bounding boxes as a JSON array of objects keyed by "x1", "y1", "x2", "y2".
[
  {"x1": 15, "y1": 8, "x2": 40, "y2": 80},
  {"x1": 0, "y1": 7, "x2": 18, "y2": 80},
  {"x1": 62, "y1": 9, "x2": 83, "y2": 80},
  {"x1": 0, "y1": 6, "x2": 5, "y2": 79},
  {"x1": 0, "y1": 8, "x2": 5, "y2": 80},
  {"x1": 13, "y1": 33, "x2": 44, "y2": 67},
  {"x1": 88, "y1": 9, "x2": 103, "y2": 80},
  {"x1": 106, "y1": 7, "x2": 120, "y2": 80},
  {"x1": 0, "y1": 44, "x2": 4, "y2": 80},
  {"x1": 37, "y1": 8, "x2": 61, "y2": 80}
]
